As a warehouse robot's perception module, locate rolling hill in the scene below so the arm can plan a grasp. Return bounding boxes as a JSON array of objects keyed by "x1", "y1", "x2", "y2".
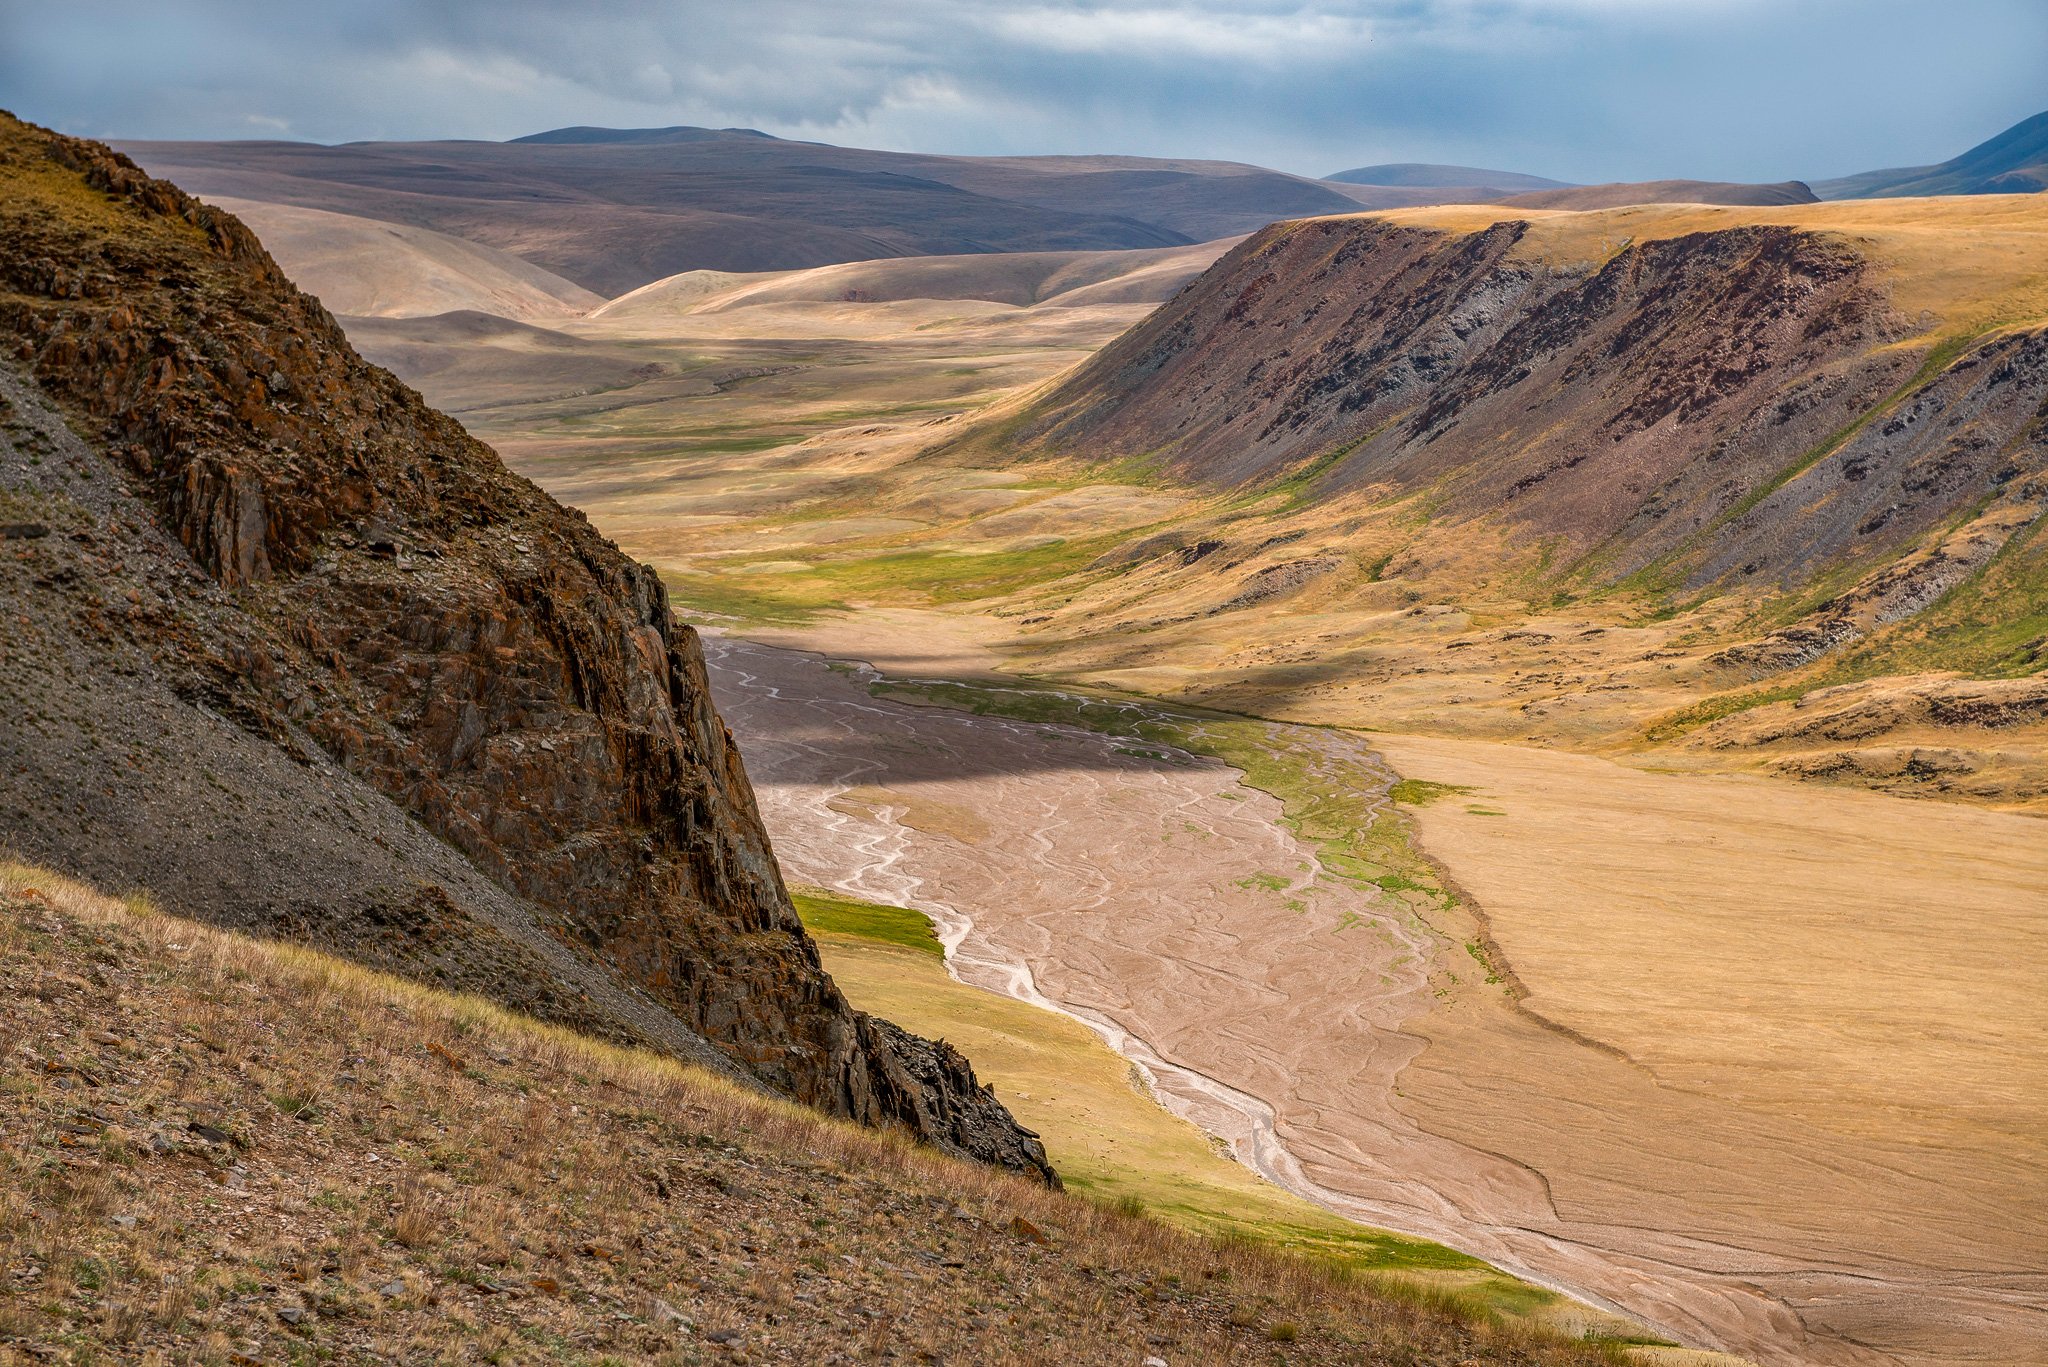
[
  {"x1": 116, "y1": 126, "x2": 1382, "y2": 296},
  {"x1": 1329, "y1": 162, "x2": 1570, "y2": 193},
  {"x1": 991, "y1": 197, "x2": 2048, "y2": 684},
  {"x1": 206, "y1": 195, "x2": 602, "y2": 320},
  {"x1": 591, "y1": 240, "x2": 1233, "y2": 322}
]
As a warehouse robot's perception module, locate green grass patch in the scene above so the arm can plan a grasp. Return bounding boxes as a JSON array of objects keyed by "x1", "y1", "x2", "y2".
[
  {"x1": 1641, "y1": 681, "x2": 1810, "y2": 742},
  {"x1": 662, "y1": 573, "x2": 840, "y2": 627},
  {"x1": 1388, "y1": 779, "x2": 1473, "y2": 806},
  {"x1": 792, "y1": 890, "x2": 943, "y2": 958}
]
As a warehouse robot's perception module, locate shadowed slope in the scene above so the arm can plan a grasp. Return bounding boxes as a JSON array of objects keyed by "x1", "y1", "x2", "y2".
[
  {"x1": 1818, "y1": 108, "x2": 2048, "y2": 199},
  {"x1": 1502, "y1": 180, "x2": 1817, "y2": 209}
]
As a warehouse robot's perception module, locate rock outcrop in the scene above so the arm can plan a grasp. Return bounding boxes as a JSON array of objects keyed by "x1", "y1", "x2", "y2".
[{"x1": 0, "y1": 112, "x2": 1052, "y2": 1182}]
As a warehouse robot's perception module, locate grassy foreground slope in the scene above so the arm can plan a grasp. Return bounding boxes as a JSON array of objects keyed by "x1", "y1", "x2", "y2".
[{"x1": 0, "y1": 865, "x2": 1620, "y2": 1366}]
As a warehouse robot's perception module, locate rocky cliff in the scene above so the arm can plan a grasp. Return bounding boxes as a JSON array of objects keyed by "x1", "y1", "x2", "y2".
[
  {"x1": 1005, "y1": 213, "x2": 2048, "y2": 674},
  {"x1": 0, "y1": 112, "x2": 1052, "y2": 1182}
]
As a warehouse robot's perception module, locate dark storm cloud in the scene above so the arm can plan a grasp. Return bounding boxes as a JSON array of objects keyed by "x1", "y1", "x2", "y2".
[{"x1": 2, "y1": 1, "x2": 2042, "y2": 181}]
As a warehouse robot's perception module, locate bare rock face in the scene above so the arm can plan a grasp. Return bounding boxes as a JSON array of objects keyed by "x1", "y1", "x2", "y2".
[{"x1": 0, "y1": 112, "x2": 1052, "y2": 1183}]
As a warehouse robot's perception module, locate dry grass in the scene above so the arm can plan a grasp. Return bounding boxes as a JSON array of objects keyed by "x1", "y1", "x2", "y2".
[
  {"x1": 0, "y1": 862, "x2": 1617, "y2": 1365},
  {"x1": 1367, "y1": 194, "x2": 2048, "y2": 336}
]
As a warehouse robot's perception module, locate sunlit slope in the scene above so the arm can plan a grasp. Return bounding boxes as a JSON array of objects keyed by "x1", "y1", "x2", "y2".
[
  {"x1": 207, "y1": 196, "x2": 603, "y2": 320},
  {"x1": 584, "y1": 239, "x2": 1236, "y2": 338},
  {"x1": 0, "y1": 865, "x2": 1628, "y2": 1365},
  {"x1": 1498, "y1": 179, "x2": 1817, "y2": 210}
]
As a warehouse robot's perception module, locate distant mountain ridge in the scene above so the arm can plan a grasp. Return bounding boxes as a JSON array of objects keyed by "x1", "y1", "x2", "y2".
[
  {"x1": 1328, "y1": 162, "x2": 1568, "y2": 192},
  {"x1": 1818, "y1": 109, "x2": 2048, "y2": 199},
  {"x1": 511, "y1": 124, "x2": 787, "y2": 145},
  {"x1": 1503, "y1": 179, "x2": 1818, "y2": 209}
]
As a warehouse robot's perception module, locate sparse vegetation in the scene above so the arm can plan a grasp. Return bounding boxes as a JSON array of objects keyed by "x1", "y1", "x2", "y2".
[{"x1": 791, "y1": 889, "x2": 944, "y2": 958}]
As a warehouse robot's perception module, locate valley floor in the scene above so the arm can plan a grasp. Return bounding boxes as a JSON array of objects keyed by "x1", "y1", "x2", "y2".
[{"x1": 701, "y1": 636, "x2": 2048, "y2": 1367}]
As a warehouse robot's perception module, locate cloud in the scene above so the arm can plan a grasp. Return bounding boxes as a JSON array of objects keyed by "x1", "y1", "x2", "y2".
[
  {"x1": 0, "y1": 0, "x2": 2041, "y2": 183},
  {"x1": 986, "y1": 7, "x2": 1377, "y2": 63}
]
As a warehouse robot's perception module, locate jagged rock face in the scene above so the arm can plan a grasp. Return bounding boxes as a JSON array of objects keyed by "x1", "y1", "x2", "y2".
[
  {"x1": 1011, "y1": 215, "x2": 2048, "y2": 602},
  {"x1": 0, "y1": 114, "x2": 1052, "y2": 1183}
]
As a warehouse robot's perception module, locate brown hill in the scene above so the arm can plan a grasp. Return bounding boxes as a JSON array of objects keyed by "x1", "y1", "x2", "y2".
[
  {"x1": 0, "y1": 111, "x2": 1050, "y2": 1179},
  {"x1": 592, "y1": 240, "x2": 1234, "y2": 321},
  {"x1": 116, "y1": 127, "x2": 1385, "y2": 296},
  {"x1": 1502, "y1": 179, "x2": 1817, "y2": 209},
  {"x1": 996, "y1": 203, "x2": 2048, "y2": 674}
]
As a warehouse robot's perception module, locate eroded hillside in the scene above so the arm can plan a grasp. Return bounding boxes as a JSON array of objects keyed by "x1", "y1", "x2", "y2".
[
  {"x1": 1011, "y1": 212, "x2": 2045, "y2": 605},
  {"x1": 0, "y1": 112, "x2": 1049, "y2": 1177},
  {"x1": 968, "y1": 201, "x2": 2047, "y2": 795}
]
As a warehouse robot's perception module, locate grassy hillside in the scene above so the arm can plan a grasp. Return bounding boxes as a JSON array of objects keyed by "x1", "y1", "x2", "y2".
[{"x1": 0, "y1": 864, "x2": 1624, "y2": 1365}]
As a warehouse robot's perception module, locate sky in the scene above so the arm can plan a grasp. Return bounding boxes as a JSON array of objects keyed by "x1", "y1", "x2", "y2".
[{"x1": 2, "y1": 1, "x2": 2043, "y2": 183}]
